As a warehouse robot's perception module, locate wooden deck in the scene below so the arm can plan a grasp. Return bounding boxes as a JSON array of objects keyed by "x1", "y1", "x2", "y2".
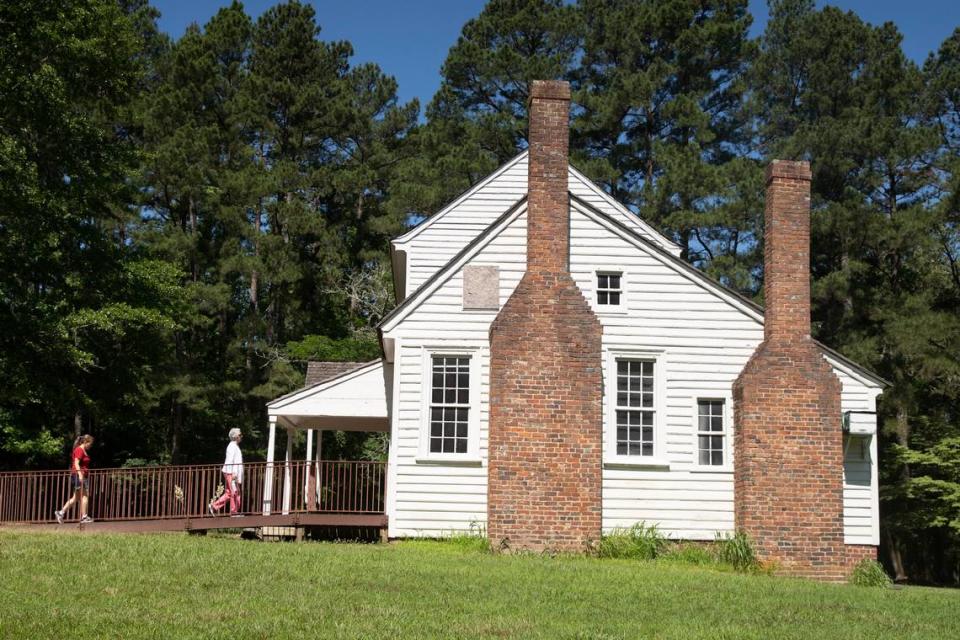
[
  {"x1": 1, "y1": 512, "x2": 388, "y2": 534},
  {"x1": 0, "y1": 460, "x2": 387, "y2": 536}
]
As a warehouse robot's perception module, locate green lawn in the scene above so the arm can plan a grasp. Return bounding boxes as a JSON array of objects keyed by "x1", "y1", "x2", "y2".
[{"x1": 0, "y1": 531, "x2": 955, "y2": 639}]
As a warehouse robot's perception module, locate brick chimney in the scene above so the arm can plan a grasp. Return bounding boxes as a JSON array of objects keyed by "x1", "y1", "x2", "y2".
[
  {"x1": 487, "y1": 81, "x2": 603, "y2": 551},
  {"x1": 733, "y1": 160, "x2": 853, "y2": 580}
]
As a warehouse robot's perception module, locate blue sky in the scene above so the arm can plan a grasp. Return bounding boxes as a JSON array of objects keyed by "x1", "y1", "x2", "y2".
[{"x1": 153, "y1": 0, "x2": 960, "y2": 109}]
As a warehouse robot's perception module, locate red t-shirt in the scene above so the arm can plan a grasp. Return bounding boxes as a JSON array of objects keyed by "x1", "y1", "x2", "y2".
[{"x1": 71, "y1": 446, "x2": 90, "y2": 474}]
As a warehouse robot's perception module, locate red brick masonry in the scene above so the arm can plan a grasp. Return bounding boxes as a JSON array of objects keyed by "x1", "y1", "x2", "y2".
[
  {"x1": 488, "y1": 81, "x2": 603, "y2": 551},
  {"x1": 734, "y1": 160, "x2": 874, "y2": 581}
]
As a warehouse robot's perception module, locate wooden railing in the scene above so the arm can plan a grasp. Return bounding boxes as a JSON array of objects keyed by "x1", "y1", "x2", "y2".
[{"x1": 0, "y1": 460, "x2": 385, "y2": 525}]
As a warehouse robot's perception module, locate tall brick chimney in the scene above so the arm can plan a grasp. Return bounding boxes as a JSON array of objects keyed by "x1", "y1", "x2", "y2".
[
  {"x1": 733, "y1": 160, "x2": 850, "y2": 580},
  {"x1": 487, "y1": 81, "x2": 603, "y2": 551}
]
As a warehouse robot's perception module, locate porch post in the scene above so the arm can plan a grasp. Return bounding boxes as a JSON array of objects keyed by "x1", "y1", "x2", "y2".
[
  {"x1": 304, "y1": 429, "x2": 314, "y2": 509},
  {"x1": 282, "y1": 427, "x2": 294, "y2": 515},
  {"x1": 315, "y1": 430, "x2": 323, "y2": 510},
  {"x1": 262, "y1": 416, "x2": 277, "y2": 515}
]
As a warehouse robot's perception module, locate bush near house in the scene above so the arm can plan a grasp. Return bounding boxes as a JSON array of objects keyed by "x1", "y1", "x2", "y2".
[{"x1": 1, "y1": 532, "x2": 955, "y2": 640}]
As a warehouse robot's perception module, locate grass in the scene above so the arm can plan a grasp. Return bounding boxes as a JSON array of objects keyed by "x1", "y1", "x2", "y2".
[{"x1": 0, "y1": 531, "x2": 957, "y2": 639}]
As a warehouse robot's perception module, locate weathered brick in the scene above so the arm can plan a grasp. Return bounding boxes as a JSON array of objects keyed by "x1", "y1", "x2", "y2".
[
  {"x1": 488, "y1": 81, "x2": 603, "y2": 552},
  {"x1": 734, "y1": 160, "x2": 875, "y2": 581}
]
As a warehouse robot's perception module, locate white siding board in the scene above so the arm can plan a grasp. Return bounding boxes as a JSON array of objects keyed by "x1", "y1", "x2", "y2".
[
  {"x1": 387, "y1": 201, "x2": 881, "y2": 545},
  {"x1": 398, "y1": 155, "x2": 677, "y2": 296}
]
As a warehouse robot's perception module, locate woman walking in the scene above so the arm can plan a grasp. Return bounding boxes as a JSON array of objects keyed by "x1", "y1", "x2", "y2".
[
  {"x1": 209, "y1": 428, "x2": 243, "y2": 516},
  {"x1": 55, "y1": 434, "x2": 94, "y2": 524}
]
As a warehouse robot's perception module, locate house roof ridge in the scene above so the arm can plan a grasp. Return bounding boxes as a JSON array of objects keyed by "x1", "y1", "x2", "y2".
[
  {"x1": 392, "y1": 150, "x2": 529, "y2": 245},
  {"x1": 568, "y1": 193, "x2": 889, "y2": 388},
  {"x1": 565, "y1": 162, "x2": 681, "y2": 253}
]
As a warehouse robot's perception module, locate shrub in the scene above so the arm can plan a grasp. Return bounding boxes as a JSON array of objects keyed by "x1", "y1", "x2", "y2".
[
  {"x1": 850, "y1": 559, "x2": 892, "y2": 587},
  {"x1": 598, "y1": 522, "x2": 668, "y2": 560},
  {"x1": 715, "y1": 530, "x2": 759, "y2": 572}
]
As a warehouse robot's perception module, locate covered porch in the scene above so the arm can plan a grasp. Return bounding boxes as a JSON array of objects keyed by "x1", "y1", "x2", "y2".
[{"x1": 263, "y1": 360, "x2": 391, "y2": 520}]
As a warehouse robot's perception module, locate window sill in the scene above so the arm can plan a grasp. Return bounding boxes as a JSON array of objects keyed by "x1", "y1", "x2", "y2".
[
  {"x1": 689, "y1": 466, "x2": 734, "y2": 474},
  {"x1": 595, "y1": 307, "x2": 628, "y2": 315},
  {"x1": 603, "y1": 458, "x2": 671, "y2": 470},
  {"x1": 415, "y1": 456, "x2": 483, "y2": 467}
]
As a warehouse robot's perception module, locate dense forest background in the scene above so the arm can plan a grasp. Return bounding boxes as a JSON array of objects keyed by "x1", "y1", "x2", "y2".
[{"x1": 1, "y1": 0, "x2": 958, "y2": 584}]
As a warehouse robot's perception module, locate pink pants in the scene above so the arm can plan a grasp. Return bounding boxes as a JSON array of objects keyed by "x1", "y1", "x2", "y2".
[{"x1": 212, "y1": 473, "x2": 241, "y2": 514}]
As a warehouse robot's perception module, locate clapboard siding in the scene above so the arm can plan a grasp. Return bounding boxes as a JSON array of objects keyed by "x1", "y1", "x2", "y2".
[
  {"x1": 397, "y1": 154, "x2": 678, "y2": 296},
  {"x1": 387, "y1": 214, "x2": 528, "y2": 537},
  {"x1": 385, "y1": 201, "x2": 881, "y2": 545},
  {"x1": 567, "y1": 204, "x2": 880, "y2": 542}
]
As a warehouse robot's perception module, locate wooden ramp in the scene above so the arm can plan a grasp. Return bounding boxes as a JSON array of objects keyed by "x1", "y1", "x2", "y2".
[
  {"x1": 0, "y1": 460, "x2": 387, "y2": 537},
  {"x1": 2, "y1": 512, "x2": 387, "y2": 534}
]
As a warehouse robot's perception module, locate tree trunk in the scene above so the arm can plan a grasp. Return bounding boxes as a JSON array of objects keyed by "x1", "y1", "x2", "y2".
[
  {"x1": 885, "y1": 527, "x2": 908, "y2": 583},
  {"x1": 170, "y1": 400, "x2": 183, "y2": 464},
  {"x1": 887, "y1": 405, "x2": 912, "y2": 582},
  {"x1": 73, "y1": 410, "x2": 82, "y2": 439},
  {"x1": 189, "y1": 196, "x2": 198, "y2": 282}
]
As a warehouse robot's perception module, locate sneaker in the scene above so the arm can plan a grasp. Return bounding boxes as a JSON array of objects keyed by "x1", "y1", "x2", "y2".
[
  {"x1": 229, "y1": 513, "x2": 243, "y2": 518},
  {"x1": 80, "y1": 516, "x2": 94, "y2": 524},
  {"x1": 208, "y1": 501, "x2": 216, "y2": 516},
  {"x1": 55, "y1": 510, "x2": 64, "y2": 525}
]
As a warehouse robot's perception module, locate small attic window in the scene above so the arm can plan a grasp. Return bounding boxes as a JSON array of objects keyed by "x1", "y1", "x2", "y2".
[{"x1": 597, "y1": 272, "x2": 622, "y2": 306}]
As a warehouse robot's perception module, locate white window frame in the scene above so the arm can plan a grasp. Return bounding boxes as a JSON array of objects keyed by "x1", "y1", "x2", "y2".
[
  {"x1": 417, "y1": 347, "x2": 481, "y2": 464},
  {"x1": 595, "y1": 270, "x2": 626, "y2": 311},
  {"x1": 692, "y1": 397, "x2": 732, "y2": 471},
  {"x1": 604, "y1": 349, "x2": 668, "y2": 468}
]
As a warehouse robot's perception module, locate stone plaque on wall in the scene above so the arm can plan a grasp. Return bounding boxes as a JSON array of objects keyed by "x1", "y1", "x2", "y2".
[{"x1": 463, "y1": 265, "x2": 500, "y2": 310}]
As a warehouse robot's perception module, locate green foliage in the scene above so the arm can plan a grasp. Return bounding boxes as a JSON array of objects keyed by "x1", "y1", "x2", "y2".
[
  {"x1": 0, "y1": 420, "x2": 64, "y2": 468},
  {"x1": 715, "y1": 530, "x2": 759, "y2": 572},
  {"x1": 597, "y1": 522, "x2": 669, "y2": 560},
  {"x1": 284, "y1": 335, "x2": 381, "y2": 363},
  {"x1": 851, "y1": 559, "x2": 894, "y2": 587}
]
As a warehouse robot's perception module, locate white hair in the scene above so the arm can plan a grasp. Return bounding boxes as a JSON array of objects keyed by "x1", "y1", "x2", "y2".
[{"x1": 228, "y1": 428, "x2": 241, "y2": 441}]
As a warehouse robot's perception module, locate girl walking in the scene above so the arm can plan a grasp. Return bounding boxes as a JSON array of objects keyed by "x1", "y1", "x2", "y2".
[{"x1": 55, "y1": 434, "x2": 94, "y2": 524}]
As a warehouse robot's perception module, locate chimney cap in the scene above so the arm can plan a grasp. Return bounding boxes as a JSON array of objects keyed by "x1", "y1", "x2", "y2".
[
  {"x1": 766, "y1": 159, "x2": 811, "y2": 183},
  {"x1": 529, "y1": 80, "x2": 570, "y2": 101}
]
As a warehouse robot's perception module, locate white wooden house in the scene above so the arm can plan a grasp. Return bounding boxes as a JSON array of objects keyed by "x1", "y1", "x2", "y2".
[{"x1": 267, "y1": 82, "x2": 882, "y2": 571}]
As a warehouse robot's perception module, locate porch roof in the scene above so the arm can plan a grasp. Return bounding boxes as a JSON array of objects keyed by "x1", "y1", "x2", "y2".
[{"x1": 266, "y1": 359, "x2": 390, "y2": 432}]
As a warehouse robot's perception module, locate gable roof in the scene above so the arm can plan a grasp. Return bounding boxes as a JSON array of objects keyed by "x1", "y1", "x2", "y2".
[
  {"x1": 380, "y1": 190, "x2": 887, "y2": 389},
  {"x1": 267, "y1": 360, "x2": 380, "y2": 408},
  {"x1": 392, "y1": 150, "x2": 681, "y2": 255},
  {"x1": 379, "y1": 196, "x2": 528, "y2": 333},
  {"x1": 393, "y1": 151, "x2": 528, "y2": 245},
  {"x1": 568, "y1": 194, "x2": 888, "y2": 388}
]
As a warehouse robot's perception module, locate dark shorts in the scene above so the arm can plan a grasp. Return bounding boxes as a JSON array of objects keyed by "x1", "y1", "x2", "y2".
[{"x1": 71, "y1": 474, "x2": 89, "y2": 492}]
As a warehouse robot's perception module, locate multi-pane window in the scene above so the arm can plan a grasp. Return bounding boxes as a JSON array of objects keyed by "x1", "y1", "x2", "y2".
[
  {"x1": 429, "y1": 356, "x2": 470, "y2": 454},
  {"x1": 697, "y1": 400, "x2": 726, "y2": 466},
  {"x1": 597, "y1": 272, "x2": 622, "y2": 306},
  {"x1": 616, "y1": 359, "x2": 655, "y2": 456}
]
